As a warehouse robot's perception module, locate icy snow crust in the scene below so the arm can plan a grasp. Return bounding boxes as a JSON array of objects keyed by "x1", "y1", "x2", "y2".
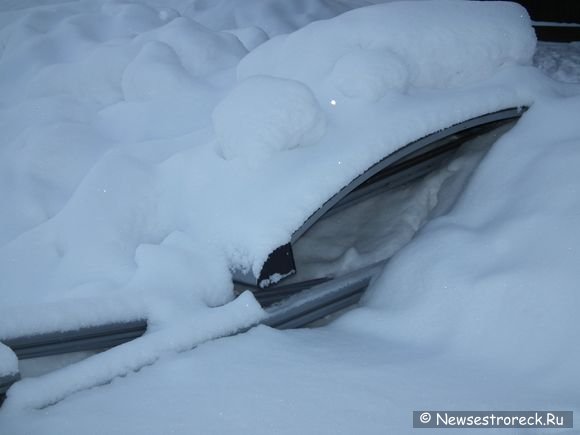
[{"x1": 0, "y1": 0, "x2": 577, "y2": 417}]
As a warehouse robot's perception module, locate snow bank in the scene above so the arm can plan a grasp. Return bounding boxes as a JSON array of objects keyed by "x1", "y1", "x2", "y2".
[
  {"x1": 0, "y1": 0, "x2": 561, "y2": 409},
  {"x1": 340, "y1": 96, "x2": 580, "y2": 379},
  {"x1": 3, "y1": 291, "x2": 263, "y2": 410},
  {"x1": 0, "y1": 0, "x2": 579, "y2": 432},
  {"x1": 238, "y1": 1, "x2": 536, "y2": 92},
  {"x1": 0, "y1": 2, "x2": 247, "y2": 317},
  {"x1": 213, "y1": 75, "x2": 326, "y2": 160}
]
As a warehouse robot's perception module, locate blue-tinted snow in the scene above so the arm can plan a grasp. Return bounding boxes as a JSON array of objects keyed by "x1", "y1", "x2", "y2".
[{"x1": 0, "y1": 1, "x2": 579, "y2": 432}]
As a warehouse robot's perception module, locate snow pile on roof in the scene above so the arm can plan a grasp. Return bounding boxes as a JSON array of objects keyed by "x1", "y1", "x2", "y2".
[
  {"x1": 218, "y1": 0, "x2": 536, "y2": 162},
  {"x1": 216, "y1": 0, "x2": 536, "y2": 163},
  {"x1": 238, "y1": 0, "x2": 536, "y2": 91},
  {"x1": 213, "y1": 75, "x2": 326, "y2": 160},
  {"x1": 329, "y1": 48, "x2": 410, "y2": 100}
]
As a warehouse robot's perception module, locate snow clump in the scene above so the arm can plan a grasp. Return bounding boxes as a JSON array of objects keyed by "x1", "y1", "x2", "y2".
[
  {"x1": 0, "y1": 343, "x2": 18, "y2": 378},
  {"x1": 212, "y1": 75, "x2": 326, "y2": 160},
  {"x1": 329, "y1": 48, "x2": 410, "y2": 100}
]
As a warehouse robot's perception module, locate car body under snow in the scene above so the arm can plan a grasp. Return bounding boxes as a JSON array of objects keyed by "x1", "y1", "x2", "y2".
[{"x1": 0, "y1": 0, "x2": 562, "y2": 414}]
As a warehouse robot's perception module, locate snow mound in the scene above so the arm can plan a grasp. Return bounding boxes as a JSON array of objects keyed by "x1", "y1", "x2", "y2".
[
  {"x1": 212, "y1": 75, "x2": 326, "y2": 160},
  {"x1": 135, "y1": 17, "x2": 247, "y2": 78},
  {"x1": 122, "y1": 41, "x2": 201, "y2": 101},
  {"x1": 0, "y1": 0, "x2": 578, "y2": 427},
  {"x1": 0, "y1": 0, "x2": 545, "y2": 316},
  {"x1": 0, "y1": 0, "x2": 545, "y2": 323},
  {"x1": 238, "y1": 0, "x2": 536, "y2": 93},
  {"x1": 182, "y1": 0, "x2": 368, "y2": 37},
  {"x1": 225, "y1": 26, "x2": 269, "y2": 51},
  {"x1": 343, "y1": 96, "x2": 580, "y2": 378}
]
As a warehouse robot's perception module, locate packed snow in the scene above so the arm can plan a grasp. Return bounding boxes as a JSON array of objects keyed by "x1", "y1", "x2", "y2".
[{"x1": 0, "y1": 0, "x2": 579, "y2": 434}]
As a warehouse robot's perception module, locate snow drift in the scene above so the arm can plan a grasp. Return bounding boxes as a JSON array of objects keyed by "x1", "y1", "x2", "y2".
[
  {"x1": 339, "y1": 96, "x2": 580, "y2": 380},
  {"x1": 1, "y1": 0, "x2": 579, "y2": 425},
  {"x1": 0, "y1": 1, "x2": 541, "y2": 322}
]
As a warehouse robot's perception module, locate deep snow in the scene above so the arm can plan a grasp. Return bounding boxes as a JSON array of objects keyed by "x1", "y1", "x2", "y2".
[
  {"x1": 0, "y1": 0, "x2": 541, "y2": 319},
  {"x1": 0, "y1": 0, "x2": 579, "y2": 434}
]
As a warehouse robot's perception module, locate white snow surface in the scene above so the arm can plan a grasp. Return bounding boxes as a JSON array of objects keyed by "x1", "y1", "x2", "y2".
[
  {"x1": 179, "y1": 0, "x2": 381, "y2": 37},
  {"x1": 2, "y1": 291, "x2": 263, "y2": 411},
  {"x1": 0, "y1": 343, "x2": 18, "y2": 377},
  {"x1": 0, "y1": 0, "x2": 580, "y2": 433},
  {"x1": 213, "y1": 75, "x2": 326, "y2": 160},
  {"x1": 0, "y1": 295, "x2": 148, "y2": 341},
  {"x1": 0, "y1": 0, "x2": 542, "y2": 320},
  {"x1": 238, "y1": 1, "x2": 536, "y2": 89},
  {"x1": 348, "y1": 96, "x2": 580, "y2": 375}
]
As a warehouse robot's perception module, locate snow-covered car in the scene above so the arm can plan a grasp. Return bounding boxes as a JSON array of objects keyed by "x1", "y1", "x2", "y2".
[
  {"x1": 0, "y1": 106, "x2": 524, "y2": 364},
  {"x1": 0, "y1": 1, "x2": 579, "y2": 432}
]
